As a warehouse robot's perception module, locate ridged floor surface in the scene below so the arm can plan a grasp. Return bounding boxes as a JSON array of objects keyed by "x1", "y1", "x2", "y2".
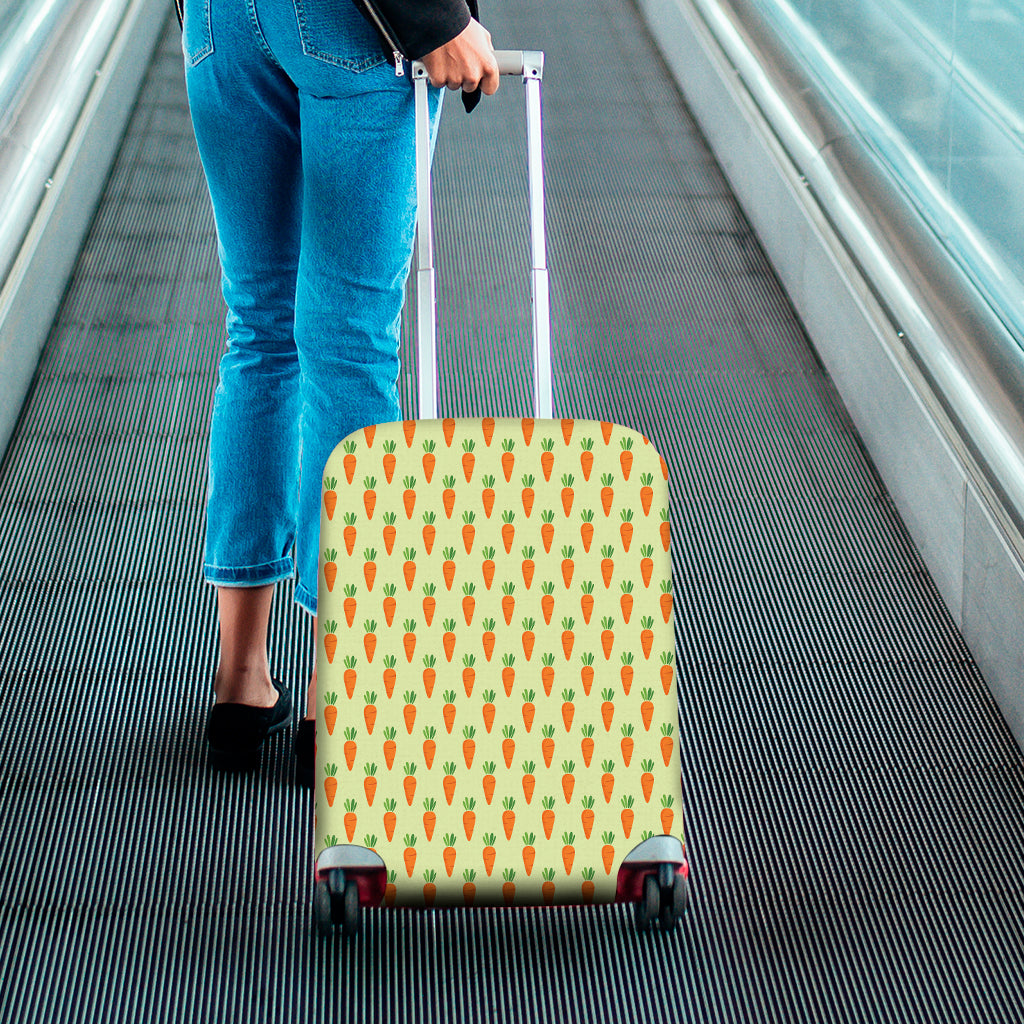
[{"x1": 1, "y1": 0, "x2": 1024, "y2": 1021}]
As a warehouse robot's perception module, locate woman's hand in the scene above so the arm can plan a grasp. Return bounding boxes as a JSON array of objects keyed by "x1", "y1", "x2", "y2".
[{"x1": 420, "y1": 19, "x2": 499, "y2": 96}]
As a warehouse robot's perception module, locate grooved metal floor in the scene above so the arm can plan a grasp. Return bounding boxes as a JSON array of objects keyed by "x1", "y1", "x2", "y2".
[{"x1": 2, "y1": 0, "x2": 1024, "y2": 1020}]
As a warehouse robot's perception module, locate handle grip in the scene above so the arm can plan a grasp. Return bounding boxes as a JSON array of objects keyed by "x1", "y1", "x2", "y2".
[{"x1": 410, "y1": 50, "x2": 544, "y2": 81}]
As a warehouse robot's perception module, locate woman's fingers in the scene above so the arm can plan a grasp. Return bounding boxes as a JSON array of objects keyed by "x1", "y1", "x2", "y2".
[{"x1": 420, "y1": 20, "x2": 499, "y2": 95}]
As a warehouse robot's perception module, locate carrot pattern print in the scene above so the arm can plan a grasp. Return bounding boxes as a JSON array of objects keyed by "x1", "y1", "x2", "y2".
[
  {"x1": 313, "y1": 417, "x2": 685, "y2": 908},
  {"x1": 323, "y1": 475, "x2": 338, "y2": 520}
]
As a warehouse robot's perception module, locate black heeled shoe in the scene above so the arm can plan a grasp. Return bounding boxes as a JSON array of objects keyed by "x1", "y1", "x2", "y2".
[
  {"x1": 206, "y1": 677, "x2": 292, "y2": 770},
  {"x1": 295, "y1": 718, "x2": 315, "y2": 789}
]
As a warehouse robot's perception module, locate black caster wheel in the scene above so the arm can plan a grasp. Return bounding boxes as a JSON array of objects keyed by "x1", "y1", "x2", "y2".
[
  {"x1": 636, "y1": 873, "x2": 660, "y2": 931},
  {"x1": 341, "y1": 879, "x2": 361, "y2": 937},
  {"x1": 314, "y1": 879, "x2": 334, "y2": 937},
  {"x1": 659, "y1": 872, "x2": 689, "y2": 931}
]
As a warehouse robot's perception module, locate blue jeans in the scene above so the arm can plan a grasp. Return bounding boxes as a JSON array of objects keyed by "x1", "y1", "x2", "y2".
[{"x1": 183, "y1": 0, "x2": 441, "y2": 615}]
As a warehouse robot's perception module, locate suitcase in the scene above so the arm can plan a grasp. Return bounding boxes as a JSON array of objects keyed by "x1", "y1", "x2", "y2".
[{"x1": 312, "y1": 51, "x2": 690, "y2": 936}]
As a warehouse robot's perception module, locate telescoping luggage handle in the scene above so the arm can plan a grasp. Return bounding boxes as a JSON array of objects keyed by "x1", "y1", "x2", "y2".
[{"x1": 410, "y1": 50, "x2": 551, "y2": 421}]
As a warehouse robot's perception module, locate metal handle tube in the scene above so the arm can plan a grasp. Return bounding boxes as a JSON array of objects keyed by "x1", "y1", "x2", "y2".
[{"x1": 412, "y1": 49, "x2": 549, "y2": 420}]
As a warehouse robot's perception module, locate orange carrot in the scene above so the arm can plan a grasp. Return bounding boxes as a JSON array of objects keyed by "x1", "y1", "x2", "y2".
[
  {"x1": 620, "y1": 724, "x2": 634, "y2": 767},
  {"x1": 343, "y1": 659, "x2": 357, "y2": 699},
  {"x1": 482, "y1": 835, "x2": 497, "y2": 876},
  {"x1": 325, "y1": 765, "x2": 339, "y2": 808},
  {"x1": 363, "y1": 692, "x2": 377, "y2": 734},
  {"x1": 462, "y1": 654, "x2": 476, "y2": 697},
  {"x1": 660, "y1": 796, "x2": 674, "y2": 834},
  {"x1": 479, "y1": 692, "x2": 495, "y2": 733},
  {"x1": 540, "y1": 439, "x2": 555, "y2": 482},
  {"x1": 382, "y1": 728, "x2": 397, "y2": 770},
  {"x1": 541, "y1": 654, "x2": 555, "y2": 696},
  {"x1": 403, "y1": 419, "x2": 416, "y2": 447},
  {"x1": 482, "y1": 765, "x2": 496, "y2": 805},
  {"x1": 621, "y1": 798, "x2": 634, "y2": 838},
  {"x1": 382, "y1": 587, "x2": 397, "y2": 627},
  {"x1": 580, "y1": 726, "x2": 595, "y2": 768},
  {"x1": 560, "y1": 473, "x2": 575, "y2": 517},
  {"x1": 502, "y1": 798, "x2": 516, "y2": 840},
  {"x1": 462, "y1": 586, "x2": 475, "y2": 627},
  {"x1": 462, "y1": 438, "x2": 475, "y2": 482},
  {"x1": 421, "y1": 440, "x2": 436, "y2": 483},
  {"x1": 403, "y1": 762, "x2": 417, "y2": 805},
  {"x1": 462, "y1": 517, "x2": 476, "y2": 555},
  {"x1": 442, "y1": 418, "x2": 456, "y2": 446},
  {"x1": 501, "y1": 443, "x2": 515, "y2": 482},
  {"x1": 342, "y1": 516, "x2": 356, "y2": 556},
  {"x1": 324, "y1": 624, "x2": 338, "y2": 665},
  {"x1": 443, "y1": 842, "x2": 457, "y2": 878},
  {"x1": 640, "y1": 549, "x2": 654, "y2": 589},
  {"x1": 482, "y1": 418, "x2": 495, "y2": 445},
  {"x1": 561, "y1": 616, "x2": 575, "y2": 661},
  {"x1": 442, "y1": 548, "x2": 457, "y2": 591},
  {"x1": 600, "y1": 474, "x2": 614, "y2": 517},
  {"x1": 521, "y1": 478, "x2": 535, "y2": 518},
  {"x1": 621, "y1": 654, "x2": 634, "y2": 695},
  {"x1": 600, "y1": 759, "x2": 615, "y2": 803},
  {"x1": 403, "y1": 836, "x2": 417, "y2": 877},
  {"x1": 542, "y1": 798, "x2": 555, "y2": 840},
  {"x1": 580, "y1": 797, "x2": 595, "y2": 839},
  {"x1": 580, "y1": 587, "x2": 595, "y2": 625},
  {"x1": 641, "y1": 759, "x2": 655, "y2": 802},
  {"x1": 522, "y1": 622, "x2": 535, "y2": 661},
  {"x1": 442, "y1": 689, "x2": 457, "y2": 733},
  {"x1": 464, "y1": 877, "x2": 477, "y2": 905},
  {"x1": 600, "y1": 619, "x2": 615, "y2": 660},
  {"x1": 640, "y1": 688, "x2": 655, "y2": 731},
  {"x1": 382, "y1": 657, "x2": 396, "y2": 699},
  {"x1": 363, "y1": 478, "x2": 376, "y2": 520},
  {"x1": 561, "y1": 689, "x2": 575, "y2": 732},
  {"x1": 501, "y1": 726, "x2": 516, "y2": 769},
  {"x1": 342, "y1": 726, "x2": 354, "y2": 767},
  {"x1": 561, "y1": 760, "x2": 575, "y2": 803},
  {"x1": 501, "y1": 592, "x2": 515, "y2": 627},
  {"x1": 443, "y1": 763, "x2": 457, "y2": 806},
  {"x1": 640, "y1": 616, "x2": 655, "y2": 659},
  {"x1": 482, "y1": 478, "x2": 495, "y2": 518},
  {"x1": 619, "y1": 437, "x2": 634, "y2": 480},
  {"x1": 660, "y1": 585, "x2": 673, "y2": 624},
  {"x1": 660, "y1": 651, "x2": 674, "y2": 695},
  {"x1": 363, "y1": 763, "x2": 377, "y2": 805},
  {"x1": 660, "y1": 454, "x2": 669, "y2": 479},
  {"x1": 640, "y1": 475, "x2": 654, "y2": 516},
  {"x1": 580, "y1": 654, "x2": 594, "y2": 695},
  {"x1": 580, "y1": 446, "x2": 594, "y2": 481},
  {"x1": 481, "y1": 622, "x2": 496, "y2": 662},
  {"x1": 402, "y1": 476, "x2": 416, "y2": 519},
  {"x1": 463, "y1": 798, "x2": 476, "y2": 841},
  {"x1": 521, "y1": 689, "x2": 536, "y2": 732},
  {"x1": 481, "y1": 551, "x2": 496, "y2": 591},
  {"x1": 442, "y1": 618, "x2": 457, "y2": 662},
  {"x1": 601, "y1": 836, "x2": 615, "y2": 875},
  {"x1": 324, "y1": 487, "x2": 338, "y2": 522},
  {"x1": 521, "y1": 763, "x2": 536, "y2": 804},
  {"x1": 522, "y1": 837, "x2": 536, "y2": 876},
  {"x1": 422, "y1": 726, "x2": 437, "y2": 768},
  {"x1": 463, "y1": 725, "x2": 476, "y2": 768},
  {"x1": 561, "y1": 833, "x2": 575, "y2": 875},
  {"x1": 403, "y1": 623, "x2": 416, "y2": 663},
  {"x1": 403, "y1": 691, "x2": 417, "y2": 734},
  {"x1": 521, "y1": 417, "x2": 534, "y2": 444},
  {"x1": 540, "y1": 512, "x2": 555, "y2": 553},
  {"x1": 521, "y1": 553, "x2": 535, "y2": 590},
  {"x1": 620, "y1": 589, "x2": 634, "y2": 625},
  {"x1": 383, "y1": 800, "x2": 397, "y2": 841},
  {"x1": 420, "y1": 517, "x2": 436, "y2": 558},
  {"x1": 442, "y1": 475, "x2": 456, "y2": 519},
  {"x1": 601, "y1": 689, "x2": 615, "y2": 732},
  {"x1": 620, "y1": 515, "x2": 634, "y2": 553},
  {"x1": 541, "y1": 585, "x2": 555, "y2": 626},
  {"x1": 582, "y1": 874, "x2": 595, "y2": 905},
  {"x1": 501, "y1": 519, "x2": 515, "y2": 555},
  {"x1": 343, "y1": 589, "x2": 357, "y2": 628},
  {"x1": 324, "y1": 556, "x2": 338, "y2": 593},
  {"x1": 661, "y1": 727, "x2": 675, "y2": 766},
  {"x1": 580, "y1": 518, "x2": 594, "y2": 554},
  {"x1": 600, "y1": 421, "x2": 613, "y2": 444},
  {"x1": 660, "y1": 509, "x2": 670, "y2": 552},
  {"x1": 382, "y1": 443, "x2": 396, "y2": 484},
  {"x1": 561, "y1": 419, "x2": 574, "y2": 445},
  {"x1": 600, "y1": 546, "x2": 614, "y2": 588},
  {"x1": 341, "y1": 444, "x2": 357, "y2": 484},
  {"x1": 422, "y1": 656, "x2": 436, "y2": 698},
  {"x1": 541, "y1": 726, "x2": 555, "y2": 768},
  {"x1": 542, "y1": 874, "x2": 556, "y2": 905}
]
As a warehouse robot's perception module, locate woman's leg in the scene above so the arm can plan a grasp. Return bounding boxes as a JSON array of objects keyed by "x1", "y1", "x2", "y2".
[{"x1": 184, "y1": 0, "x2": 304, "y2": 705}]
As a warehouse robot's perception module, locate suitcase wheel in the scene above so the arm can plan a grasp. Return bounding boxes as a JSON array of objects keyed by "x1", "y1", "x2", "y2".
[
  {"x1": 635, "y1": 868, "x2": 690, "y2": 932},
  {"x1": 314, "y1": 870, "x2": 361, "y2": 938}
]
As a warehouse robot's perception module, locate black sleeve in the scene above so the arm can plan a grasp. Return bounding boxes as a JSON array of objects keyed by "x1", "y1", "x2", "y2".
[{"x1": 374, "y1": 0, "x2": 474, "y2": 60}]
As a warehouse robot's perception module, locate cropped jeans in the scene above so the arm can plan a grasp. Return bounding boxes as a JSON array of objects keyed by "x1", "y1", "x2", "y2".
[{"x1": 183, "y1": 0, "x2": 441, "y2": 615}]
